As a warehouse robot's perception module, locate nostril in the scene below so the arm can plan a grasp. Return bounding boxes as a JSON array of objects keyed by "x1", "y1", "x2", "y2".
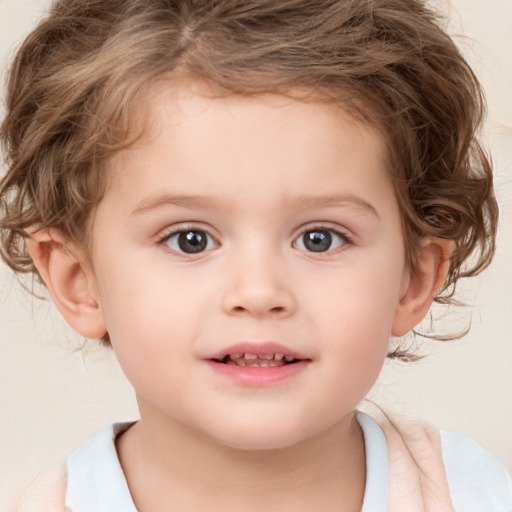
[
  {"x1": 222, "y1": 287, "x2": 295, "y2": 317},
  {"x1": 229, "y1": 305, "x2": 287, "y2": 315}
]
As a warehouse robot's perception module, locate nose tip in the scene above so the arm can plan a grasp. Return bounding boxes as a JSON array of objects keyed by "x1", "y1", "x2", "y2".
[{"x1": 221, "y1": 272, "x2": 296, "y2": 318}]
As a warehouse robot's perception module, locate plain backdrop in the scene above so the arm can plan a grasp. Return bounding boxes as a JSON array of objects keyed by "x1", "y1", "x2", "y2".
[{"x1": 1, "y1": 0, "x2": 511, "y2": 509}]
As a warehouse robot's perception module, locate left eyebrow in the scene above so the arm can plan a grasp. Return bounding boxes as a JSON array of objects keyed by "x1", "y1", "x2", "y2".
[{"x1": 286, "y1": 194, "x2": 380, "y2": 219}]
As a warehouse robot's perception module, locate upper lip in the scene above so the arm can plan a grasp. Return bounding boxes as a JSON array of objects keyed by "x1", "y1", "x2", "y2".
[{"x1": 205, "y1": 341, "x2": 310, "y2": 361}]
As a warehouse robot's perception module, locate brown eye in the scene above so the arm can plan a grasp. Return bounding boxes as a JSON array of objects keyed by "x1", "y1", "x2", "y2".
[
  {"x1": 294, "y1": 229, "x2": 346, "y2": 253},
  {"x1": 165, "y1": 230, "x2": 217, "y2": 254}
]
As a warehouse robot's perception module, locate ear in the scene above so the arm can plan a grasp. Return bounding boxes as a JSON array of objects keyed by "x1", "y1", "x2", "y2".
[
  {"x1": 26, "y1": 229, "x2": 107, "y2": 339},
  {"x1": 392, "y1": 238, "x2": 454, "y2": 337}
]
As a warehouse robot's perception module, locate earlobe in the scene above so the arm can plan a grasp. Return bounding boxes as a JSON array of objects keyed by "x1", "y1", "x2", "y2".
[
  {"x1": 26, "y1": 229, "x2": 107, "y2": 339},
  {"x1": 391, "y1": 238, "x2": 454, "y2": 337}
]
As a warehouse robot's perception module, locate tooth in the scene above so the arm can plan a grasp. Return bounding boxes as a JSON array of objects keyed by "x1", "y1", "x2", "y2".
[
  {"x1": 247, "y1": 363, "x2": 260, "y2": 367},
  {"x1": 269, "y1": 360, "x2": 280, "y2": 367},
  {"x1": 231, "y1": 353, "x2": 243, "y2": 359},
  {"x1": 284, "y1": 355, "x2": 294, "y2": 362},
  {"x1": 275, "y1": 354, "x2": 284, "y2": 360},
  {"x1": 239, "y1": 362, "x2": 247, "y2": 367},
  {"x1": 244, "y1": 354, "x2": 257, "y2": 360},
  {"x1": 259, "y1": 354, "x2": 274, "y2": 360},
  {"x1": 259, "y1": 360, "x2": 270, "y2": 367},
  {"x1": 227, "y1": 361, "x2": 236, "y2": 365}
]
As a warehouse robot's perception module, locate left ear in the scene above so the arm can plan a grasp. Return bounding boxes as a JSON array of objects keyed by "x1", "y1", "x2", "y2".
[{"x1": 392, "y1": 238, "x2": 454, "y2": 337}]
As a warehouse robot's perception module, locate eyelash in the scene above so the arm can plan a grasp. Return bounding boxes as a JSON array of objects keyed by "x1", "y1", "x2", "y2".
[
  {"x1": 157, "y1": 224, "x2": 219, "y2": 256},
  {"x1": 157, "y1": 224, "x2": 353, "y2": 256},
  {"x1": 293, "y1": 225, "x2": 353, "y2": 255}
]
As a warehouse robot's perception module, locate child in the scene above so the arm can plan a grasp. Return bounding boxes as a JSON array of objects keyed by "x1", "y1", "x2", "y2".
[{"x1": 1, "y1": 0, "x2": 511, "y2": 510}]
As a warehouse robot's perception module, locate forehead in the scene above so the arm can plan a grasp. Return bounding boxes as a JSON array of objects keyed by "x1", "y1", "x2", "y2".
[{"x1": 106, "y1": 80, "x2": 391, "y2": 203}]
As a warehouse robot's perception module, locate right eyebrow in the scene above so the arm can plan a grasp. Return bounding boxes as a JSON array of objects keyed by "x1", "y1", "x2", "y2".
[{"x1": 131, "y1": 193, "x2": 219, "y2": 216}]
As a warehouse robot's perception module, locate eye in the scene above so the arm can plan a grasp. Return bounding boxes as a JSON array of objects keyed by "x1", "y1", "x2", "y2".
[
  {"x1": 293, "y1": 229, "x2": 347, "y2": 253},
  {"x1": 163, "y1": 230, "x2": 218, "y2": 254}
]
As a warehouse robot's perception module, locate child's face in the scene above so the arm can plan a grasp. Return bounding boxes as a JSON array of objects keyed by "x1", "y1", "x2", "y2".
[{"x1": 87, "y1": 83, "x2": 410, "y2": 450}]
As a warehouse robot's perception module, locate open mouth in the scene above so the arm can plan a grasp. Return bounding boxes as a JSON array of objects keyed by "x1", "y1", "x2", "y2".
[{"x1": 212, "y1": 353, "x2": 301, "y2": 367}]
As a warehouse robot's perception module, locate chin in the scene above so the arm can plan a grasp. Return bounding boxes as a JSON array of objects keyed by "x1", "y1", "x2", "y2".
[{"x1": 206, "y1": 421, "x2": 317, "y2": 452}]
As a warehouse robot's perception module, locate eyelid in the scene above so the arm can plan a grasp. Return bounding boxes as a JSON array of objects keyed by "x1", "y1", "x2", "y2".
[
  {"x1": 294, "y1": 222, "x2": 353, "y2": 240},
  {"x1": 157, "y1": 223, "x2": 220, "y2": 254},
  {"x1": 157, "y1": 221, "x2": 217, "y2": 238},
  {"x1": 292, "y1": 223, "x2": 354, "y2": 252}
]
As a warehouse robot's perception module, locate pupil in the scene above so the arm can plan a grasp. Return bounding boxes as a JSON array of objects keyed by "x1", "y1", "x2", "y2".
[
  {"x1": 178, "y1": 231, "x2": 207, "y2": 253},
  {"x1": 304, "y1": 230, "x2": 331, "y2": 252}
]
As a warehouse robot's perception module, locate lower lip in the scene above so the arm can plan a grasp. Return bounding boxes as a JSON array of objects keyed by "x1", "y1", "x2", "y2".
[{"x1": 205, "y1": 360, "x2": 309, "y2": 386}]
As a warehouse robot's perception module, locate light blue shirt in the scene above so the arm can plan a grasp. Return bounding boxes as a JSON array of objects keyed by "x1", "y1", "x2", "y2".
[{"x1": 65, "y1": 413, "x2": 512, "y2": 512}]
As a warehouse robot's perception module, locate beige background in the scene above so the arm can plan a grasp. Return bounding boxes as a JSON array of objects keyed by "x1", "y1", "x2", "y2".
[{"x1": 1, "y1": 0, "x2": 511, "y2": 508}]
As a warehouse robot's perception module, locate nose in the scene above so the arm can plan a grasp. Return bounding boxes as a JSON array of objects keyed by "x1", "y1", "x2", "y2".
[{"x1": 221, "y1": 252, "x2": 296, "y2": 318}]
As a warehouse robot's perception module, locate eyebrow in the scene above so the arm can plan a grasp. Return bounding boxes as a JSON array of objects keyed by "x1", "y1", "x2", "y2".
[
  {"x1": 131, "y1": 192, "x2": 379, "y2": 218},
  {"x1": 286, "y1": 195, "x2": 379, "y2": 219},
  {"x1": 131, "y1": 193, "x2": 216, "y2": 216}
]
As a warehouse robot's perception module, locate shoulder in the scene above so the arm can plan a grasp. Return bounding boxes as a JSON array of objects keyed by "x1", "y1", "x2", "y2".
[
  {"x1": 440, "y1": 430, "x2": 512, "y2": 512},
  {"x1": 358, "y1": 407, "x2": 512, "y2": 512},
  {"x1": 16, "y1": 462, "x2": 69, "y2": 512}
]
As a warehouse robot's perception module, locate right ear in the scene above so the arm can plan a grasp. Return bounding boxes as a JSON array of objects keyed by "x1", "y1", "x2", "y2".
[{"x1": 26, "y1": 229, "x2": 107, "y2": 339}]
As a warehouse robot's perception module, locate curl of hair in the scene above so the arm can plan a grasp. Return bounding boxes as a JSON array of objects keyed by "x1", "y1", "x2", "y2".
[{"x1": 0, "y1": 0, "x2": 498, "y2": 352}]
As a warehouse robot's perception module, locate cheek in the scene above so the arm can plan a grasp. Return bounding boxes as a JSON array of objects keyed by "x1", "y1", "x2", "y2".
[
  {"x1": 315, "y1": 290, "x2": 393, "y2": 411},
  {"x1": 97, "y1": 249, "x2": 193, "y2": 327},
  {"x1": 94, "y1": 256, "x2": 211, "y2": 375},
  {"x1": 308, "y1": 258, "x2": 404, "y2": 373},
  {"x1": 100, "y1": 290, "x2": 191, "y2": 406},
  {"x1": 312, "y1": 259, "x2": 403, "y2": 333}
]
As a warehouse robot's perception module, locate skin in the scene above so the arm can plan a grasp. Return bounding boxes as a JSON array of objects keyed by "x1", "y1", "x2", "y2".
[{"x1": 27, "y1": 82, "x2": 452, "y2": 512}]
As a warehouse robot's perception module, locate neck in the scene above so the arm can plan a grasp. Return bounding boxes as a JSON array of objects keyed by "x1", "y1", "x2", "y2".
[{"x1": 117, "y1": 405, "x2": 366, "y2": 512}]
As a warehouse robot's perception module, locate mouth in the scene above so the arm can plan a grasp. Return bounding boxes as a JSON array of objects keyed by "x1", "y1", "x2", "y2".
[
  {"x1": 212, "y1": 352, "x2": 301, "y2": 367},
  {"x1": 205, "y1": 342, "x2": 309, "y2": 385}
]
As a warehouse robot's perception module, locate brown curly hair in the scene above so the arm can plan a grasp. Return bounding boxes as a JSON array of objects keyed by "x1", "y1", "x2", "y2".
[{"x1": 0, "y1": 0, "x2": 498, "y2": 353}]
